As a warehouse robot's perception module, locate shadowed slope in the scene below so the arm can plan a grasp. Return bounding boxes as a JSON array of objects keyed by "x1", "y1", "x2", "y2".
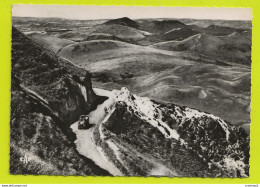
[{"x1": 10, "y1": 27, "x2": 109, "y2": 175}]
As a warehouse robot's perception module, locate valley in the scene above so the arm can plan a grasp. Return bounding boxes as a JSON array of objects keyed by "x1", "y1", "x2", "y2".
[{"x1": 12, "y1": 16, "x2": 251, "y2": 127}]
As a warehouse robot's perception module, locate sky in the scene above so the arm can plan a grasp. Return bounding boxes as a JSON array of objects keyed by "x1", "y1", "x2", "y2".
[{"x1": 12, "y1": 5, "x2": 252, "y2": 20}]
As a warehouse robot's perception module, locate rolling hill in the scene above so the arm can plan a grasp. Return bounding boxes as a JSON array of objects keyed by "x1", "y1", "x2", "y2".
[
  {"x1": 152, "y1": 32, "x2": 251, "y2": 65},
  {"x1": 14, "y1": 16, "x2": 252, "y2": 128},
  {"x1": 139, "y1": 19, "x2": 186, "y2": 34},
  {"x1": 104, "y1": 17, "x2": 140, "y2": 29},
  {"x1": 89, "y1": 24, "x2": 151, "y2": 41},
  {"x1": 54, "y1": 36, "x2": 251, "y2": 127},
  {"x1": 27, "y1": 32, "x2": 75, "y2": 53}
]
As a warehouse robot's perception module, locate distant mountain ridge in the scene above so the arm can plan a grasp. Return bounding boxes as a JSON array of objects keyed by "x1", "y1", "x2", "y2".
[{"x1": 152, "y1": 32, "x2": 251, "y2": 65}]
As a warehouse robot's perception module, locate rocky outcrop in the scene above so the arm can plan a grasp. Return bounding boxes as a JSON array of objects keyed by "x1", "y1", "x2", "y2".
[
  {"x1": 10, "y1": 75, "x2": 110, "y2": 175},
  {"x1": 159, "y1": 103, "x2": 250, "y2": 177},
  {"x1": 96, "y1": 88, "x2": 249, "y2": 177}
]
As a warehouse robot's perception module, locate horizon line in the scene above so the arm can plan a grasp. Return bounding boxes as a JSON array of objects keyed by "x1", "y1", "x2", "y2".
[
  {"x1": 12, "y1": 5, "x2": 252, "y2": 21},
  {"x1": 12, "y1": 16, "x2": 252, "y2": 21}
]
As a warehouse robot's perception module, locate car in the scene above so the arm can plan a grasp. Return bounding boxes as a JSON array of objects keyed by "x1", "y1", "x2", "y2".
[{"x1": 78, "y1": 115, "x2": 93, "y2": 129}]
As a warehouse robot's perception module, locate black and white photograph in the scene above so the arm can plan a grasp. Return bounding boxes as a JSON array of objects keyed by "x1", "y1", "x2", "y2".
[{"x1": 10, "y1": 5, "x2": 252, "y2": 177}]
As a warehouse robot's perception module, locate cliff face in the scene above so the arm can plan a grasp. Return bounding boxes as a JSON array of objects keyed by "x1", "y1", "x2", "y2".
[
  {"x1": 10, "y1": 27, "x2": 109, "y2": 175},
  {"x1": 11, "y1": 27, "x2": 107, "y2": 138}
]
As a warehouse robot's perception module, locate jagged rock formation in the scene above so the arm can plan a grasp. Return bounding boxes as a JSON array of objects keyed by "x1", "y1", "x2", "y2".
[
  {"x1": 77, "y1": 87, "x2": 249, "y2": 177},
  {"x1": 159, "y1": 101, "x2": 250, "y2": 177},
  {"x1": 10, "y1": 27, "x2": 109, "y2": 175}
]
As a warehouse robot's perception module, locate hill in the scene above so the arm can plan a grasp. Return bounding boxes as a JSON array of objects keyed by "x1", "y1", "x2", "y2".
[
  {"x1": 83, "y1": 33, "x2": 125, "y2": 42},
  {"x1": 104, "y1": 17, "x2": 140, "y2": 29},
  {"x1": 89, "y1": 24, "x2": 151, "y2": 41},
  {"x1": 139, "y1": 19, "x2": 186, "y2": 34},
  {"x1": 152, "y1": 33, "x2": 251, "y2": 65},
  {"x1": 27, "y1": 32, "x2": 75, "y2": 53},
  {"x1": 56, "y1": 38, "x2": 251, "y2": 126}
]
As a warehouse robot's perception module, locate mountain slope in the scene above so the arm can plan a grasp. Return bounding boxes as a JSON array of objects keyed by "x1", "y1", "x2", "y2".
[
  {"x1": 71, "y1": 87, "x2": 249, "y2": 177},
  {"x1": 140, "y1": 20, "x2": 186, "y2": 34},
  {"x1": 152, "y1": 33, "x2": 251, "y2": 65},
  {"x1": 198, "y1": 25, "x2": 245, "y2": 36},
  {"x1": 10, "y1": 27, "x2": 109, "y2": 175},
  {"x1": 27, "y1": 32, "x2": 75, "y2": 54},
  {"x1": 89, "y1": 24, "x2": 150, "y2": 41}
]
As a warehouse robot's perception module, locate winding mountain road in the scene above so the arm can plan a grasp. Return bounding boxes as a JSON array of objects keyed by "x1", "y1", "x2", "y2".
[{"x1": 70, "y1": 88, "x2": 122, "y2": 176}]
